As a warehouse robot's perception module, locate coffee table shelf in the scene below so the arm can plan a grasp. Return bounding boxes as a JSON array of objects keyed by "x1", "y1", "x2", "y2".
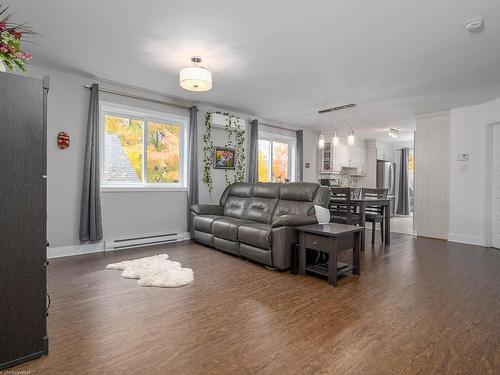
[
  {"x1": 306, "y1": 261, "x2": 354, "y2": 278},
  {"x1": 297, "y1": 223, "x2": 362, "y2": 286}
]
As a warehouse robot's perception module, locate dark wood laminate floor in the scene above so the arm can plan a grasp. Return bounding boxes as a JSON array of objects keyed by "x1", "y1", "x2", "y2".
[{"x1": 13, "y1": 233, "x2": 500, "y2": 374}]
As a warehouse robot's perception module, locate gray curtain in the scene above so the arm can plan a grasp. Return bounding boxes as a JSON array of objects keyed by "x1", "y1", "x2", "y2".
[
  {"x1": 296, "y1": 129, "x2": 304, "y2": 182},
  {"x1": 397, "y1": 147, "x2": 410, "y2": 215},
  {"x1": 247, "y1": 119, "x2": 258, "y2": 183},
  {"x1": 79, "y1": 83, "x2": 103, "y2": 242},
  {"x1": 187, "y1": 106, "x2": 199, "y2": 234}
]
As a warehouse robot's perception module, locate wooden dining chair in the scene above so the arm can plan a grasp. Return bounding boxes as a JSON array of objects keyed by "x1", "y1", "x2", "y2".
[
  {"x1": 330, "y1": 187, "x2": 359, "y2": 225},
  {"x1": 360, "y1": 188, "x2": 388, "y2": 245}
]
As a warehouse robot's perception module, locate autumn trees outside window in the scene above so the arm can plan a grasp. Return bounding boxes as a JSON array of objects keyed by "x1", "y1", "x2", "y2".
[
  {"x1": 258, "y1": 134, "x2": 295, "y2": 183},
  {"x1": 101, "y1": 103, "x2": 187, "y2": 189}
]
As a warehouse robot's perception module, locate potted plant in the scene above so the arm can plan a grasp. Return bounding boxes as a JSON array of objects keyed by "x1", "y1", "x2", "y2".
[{"x1": 0, "y1": 4, "x2": 37, "y2": 72}]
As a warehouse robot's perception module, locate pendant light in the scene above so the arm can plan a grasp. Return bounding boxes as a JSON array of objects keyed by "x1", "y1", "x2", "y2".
[
  {"x1": 347, "y1": 107, "x2": 355, "y2": 145},
  {"x1": 318, "y1": 133, "x2": 325, "y2": 149},
  {"x1": 348, "y1": 128, "x2": 355, "y2": 145},
  {"x1": 179, "y1": 57, "x2": 213, "y2": 92},
  {"x1": 332, "y1": 113, "x2": 339, "y2": 146},
  {"x1": 333, "y1": 132, "x2": 339, "y2": 146}
]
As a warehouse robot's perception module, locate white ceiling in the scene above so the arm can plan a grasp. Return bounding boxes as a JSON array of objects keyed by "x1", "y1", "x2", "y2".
[{"x1": 9, "y1": 0, "x2": 500, "y2": 141}]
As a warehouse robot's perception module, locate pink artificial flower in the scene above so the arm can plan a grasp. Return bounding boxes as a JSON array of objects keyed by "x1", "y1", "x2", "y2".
[
  {"x1": 0, "y1": 23, "x2": 5, "y2": 32},
  {"x1": 0, "y1": 46, "x2": 8, "y2": 53},
  {"x1": 9, "y1": 30, "x2": 22, "y2": 39},
  {"x1": 24, "y1": 52, "x2": 32, "y2": 60}
]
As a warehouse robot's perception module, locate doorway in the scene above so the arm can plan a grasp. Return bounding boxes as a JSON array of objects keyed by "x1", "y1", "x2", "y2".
[{"x1": 391, "y1": 139, "x2": 416, "y2": 236}]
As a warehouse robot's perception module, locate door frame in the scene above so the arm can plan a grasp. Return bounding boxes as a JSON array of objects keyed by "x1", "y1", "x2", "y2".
[{"x1": 486, "y1": 122, "x2": 500, "y2": 248}]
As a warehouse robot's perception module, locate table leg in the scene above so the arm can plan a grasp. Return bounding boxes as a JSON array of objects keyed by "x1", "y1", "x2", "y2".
[
  {"x1": 298, "y1": 231, "x2": 306, "y2": 275},
  {"x1": 359, "y1": 203, "x2": 366, "y2": 251},
  {"x1": 384, "y1": 203, "x2": 391, "y2": 245},
  {"x1": 353, "y1": 231, "x2": 361, "y2": 275},
  {"x1": 328, "y1": 237, "x2": 338, "y2": 287}
]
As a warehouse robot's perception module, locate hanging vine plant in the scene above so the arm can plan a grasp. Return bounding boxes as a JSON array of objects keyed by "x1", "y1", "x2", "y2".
[
  {"x1": 202, "y1": 111, "x2": 245, "y2": 193},
  {"x1": 202, "y1": 112, "x2": 214, "y2": 193}
]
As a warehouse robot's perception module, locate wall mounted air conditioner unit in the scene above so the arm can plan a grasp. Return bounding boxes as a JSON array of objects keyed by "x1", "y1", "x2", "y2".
[{"x1": 210, "y1": 113, "x2": 245, "y2": 131}]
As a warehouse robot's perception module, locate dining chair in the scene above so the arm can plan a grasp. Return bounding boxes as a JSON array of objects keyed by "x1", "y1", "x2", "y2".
[
  {"x1": 360, "y1": 188, "x2": 388, "y2": 245},
  {"x1": 330, "y1": 187, "x2": 359, "y2": 225},
  {"x1": 319, "y1": 179, "x2": 331, "y2": 187}
]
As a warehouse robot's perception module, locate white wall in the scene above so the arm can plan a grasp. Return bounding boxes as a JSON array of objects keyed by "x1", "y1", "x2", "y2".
[
  {"x1": 18, "y1": 64, "x2": 340, "y2": 255},
  {"x1": 414, "y1": 112, "x2": 451, "y2": 240},
  {"x1": 22, "y1": 65, "x2": 192, "y2": 255},
  {"x1": 303, "y1": 129, "x2": 318, "y2": 182},
  {"x1": 449, "y1": 97, "x2": 500, "y2": 246}
]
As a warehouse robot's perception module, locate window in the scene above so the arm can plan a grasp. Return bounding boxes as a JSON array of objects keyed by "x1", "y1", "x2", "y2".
[
  {"x1": 258, "y1": 134, "x2": 294, "y2": 182},
  {"x1": 100, "y1": 103, "x2": 187, "y2": 190}
]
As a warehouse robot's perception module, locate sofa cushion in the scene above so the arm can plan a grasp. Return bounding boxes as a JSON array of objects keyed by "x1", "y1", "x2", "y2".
[
  {"x1": 213, "y1": 237, "x2": 240, "y2": 256},
  {"x1": 238, "y1": 223, "x2": 273, "y2": 250},
  {"x1": 253, "y1": 183, "x2": 281, "y2": 198},
  {"x1": 229, "y1": 182, "x2": 254, "y2": 197},
  {"x1": 272, "y1": 200, "x2": 314, "y2": 220},
  {"x1": 223, "y1": 196, "x2": 251, "y2": 219},
  {"x1": 193, "y1": 230, "x2": 214, "y2": 247},
  {"x1": 193, "y1": 215, "x2": 223, "y2": 233},
  {"x1": 244, "y1": 197, "x2": 278, "y2": 224},
  {"x1": 279, "y1": 182, "x2": 319, "y2": 201},
  {"x1": 240, "y1": 243, "x2": 272, "y2": 266},
  {"x1": 212, "y1": 217, "x2": 253, "y2": 241}
]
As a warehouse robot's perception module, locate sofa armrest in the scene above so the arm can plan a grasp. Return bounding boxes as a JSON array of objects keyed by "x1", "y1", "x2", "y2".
[
  {"x1": 271, "y1": 214, "x2": 318, "y2": 228},
  {"x1": 191, "y1": 204, "x2": 224, "y2": 216}
]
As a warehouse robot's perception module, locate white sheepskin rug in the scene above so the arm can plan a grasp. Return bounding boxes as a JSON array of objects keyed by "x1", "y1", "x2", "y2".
[{"x1": 106, "y1": 254, "x2": 194, "y2": 288}]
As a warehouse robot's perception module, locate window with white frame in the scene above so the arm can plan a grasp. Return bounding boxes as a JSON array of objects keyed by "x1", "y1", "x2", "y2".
[
  {"x1": 100, "y1": 103, "x2": 188, "y2": 190},
  {"x1": 258, "y1": 133, "x2": 295, "y2": 182}
]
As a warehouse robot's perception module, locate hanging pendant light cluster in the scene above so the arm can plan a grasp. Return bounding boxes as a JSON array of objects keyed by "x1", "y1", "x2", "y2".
[{"x1": 317, "y1": 104, "x2": 356, "y2": 148}]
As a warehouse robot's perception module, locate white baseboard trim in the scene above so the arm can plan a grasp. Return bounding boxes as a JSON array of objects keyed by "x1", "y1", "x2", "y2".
[
  {"x1": 48, "y1": 242, "x2": 105, "y2": 259},
  {"x1": 48, "y1": 232, "x2": 191, "y2": 259},
  {"x1": 448, "y1": 234, "x2": 485, "y2": 247}
]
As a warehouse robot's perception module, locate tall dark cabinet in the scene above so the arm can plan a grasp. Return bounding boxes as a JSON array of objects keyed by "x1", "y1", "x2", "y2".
[{"x1": 0, "y1": 73, "x2": 49, "y2": 369}]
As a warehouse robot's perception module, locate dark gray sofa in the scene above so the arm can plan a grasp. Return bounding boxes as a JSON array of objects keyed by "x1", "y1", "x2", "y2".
[{"x1": 191, "y1": 182, "x2": 330, "y2": 270}]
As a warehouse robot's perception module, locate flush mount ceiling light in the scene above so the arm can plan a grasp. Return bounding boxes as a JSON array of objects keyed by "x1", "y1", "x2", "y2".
[
  {"x1": 179, "y1": 57, "x2": 212, "y2": 92},
  {"x1": 464, "y1": 17, "x2": 485, "y2": 33},
  {"x1": 388, "y1": 127, "x2": 399, "y2": 138}
]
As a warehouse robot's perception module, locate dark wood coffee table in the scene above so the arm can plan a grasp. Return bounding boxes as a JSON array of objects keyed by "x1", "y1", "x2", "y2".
[{"x1": 296, "y1": 223, "x2": 362, "y2": 286}]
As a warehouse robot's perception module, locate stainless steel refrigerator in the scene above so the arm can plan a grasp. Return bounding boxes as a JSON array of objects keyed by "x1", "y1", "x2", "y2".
[{"x1": 376, "y1": 159, "x2": 396, "y2": 216}]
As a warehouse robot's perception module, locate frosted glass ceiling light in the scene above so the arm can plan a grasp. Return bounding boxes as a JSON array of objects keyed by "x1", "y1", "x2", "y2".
[
  {"x1": 348, "y1": 128, "x2": 355, "y2": 145},
  {"x1": 333, "y1": 131, "x2": 339, "y2": 146},
  {"x1": 318, "y1": 134, "x2": 325, "y2": 149},
  {"x1": 179, "y1": 57, "x2": 212, "y2": 92}
]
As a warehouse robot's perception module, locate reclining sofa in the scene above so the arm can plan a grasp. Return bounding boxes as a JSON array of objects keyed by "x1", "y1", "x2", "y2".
[{"x1": 191, "y1": 182, "x2": 330, "y2": 270}]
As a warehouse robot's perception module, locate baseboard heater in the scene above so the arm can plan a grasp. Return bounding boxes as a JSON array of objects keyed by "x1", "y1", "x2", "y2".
[{"x1": 104, "y1": 232, "x2": 189, "y2": 251}]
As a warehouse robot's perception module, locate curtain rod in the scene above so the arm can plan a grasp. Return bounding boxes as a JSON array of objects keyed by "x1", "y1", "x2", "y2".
[
  {"x1": 258, "y1": 122, "x2": 298, "y2": 133},
  {"x1": 84, "y1": 84, "x2": 192, "y2": 110},
  {"x1": 84, "y1": 84, "x2": 298, "y2": 132}
]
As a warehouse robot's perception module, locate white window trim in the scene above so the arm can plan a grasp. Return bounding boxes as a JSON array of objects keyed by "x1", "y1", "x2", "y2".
[
  {"x1": 258, "y1": 131, "x2": 296, "y2": 182},
  {"x1": 99, "y1": 101, "x2": 188, "y2": 192}
]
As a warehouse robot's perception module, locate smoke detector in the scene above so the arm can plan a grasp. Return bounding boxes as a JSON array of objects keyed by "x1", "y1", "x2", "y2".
[{"x1": 464, "y1": 17, "x2": 485, "y2": 33}]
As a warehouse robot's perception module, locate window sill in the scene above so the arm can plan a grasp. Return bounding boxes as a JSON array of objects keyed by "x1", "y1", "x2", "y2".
[{"x1": 100, "y1": 186, "x2": 187, "y2": 193}]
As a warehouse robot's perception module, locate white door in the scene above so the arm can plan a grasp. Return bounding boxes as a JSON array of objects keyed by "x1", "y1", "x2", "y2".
[{"x1": 492, "y1": 124, "x2": 500, "y2": 248}]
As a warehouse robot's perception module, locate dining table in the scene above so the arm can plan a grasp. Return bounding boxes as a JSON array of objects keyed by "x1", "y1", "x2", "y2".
[{"x1": 330, "y1": 197, "x2": 391, "y2": 251}]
